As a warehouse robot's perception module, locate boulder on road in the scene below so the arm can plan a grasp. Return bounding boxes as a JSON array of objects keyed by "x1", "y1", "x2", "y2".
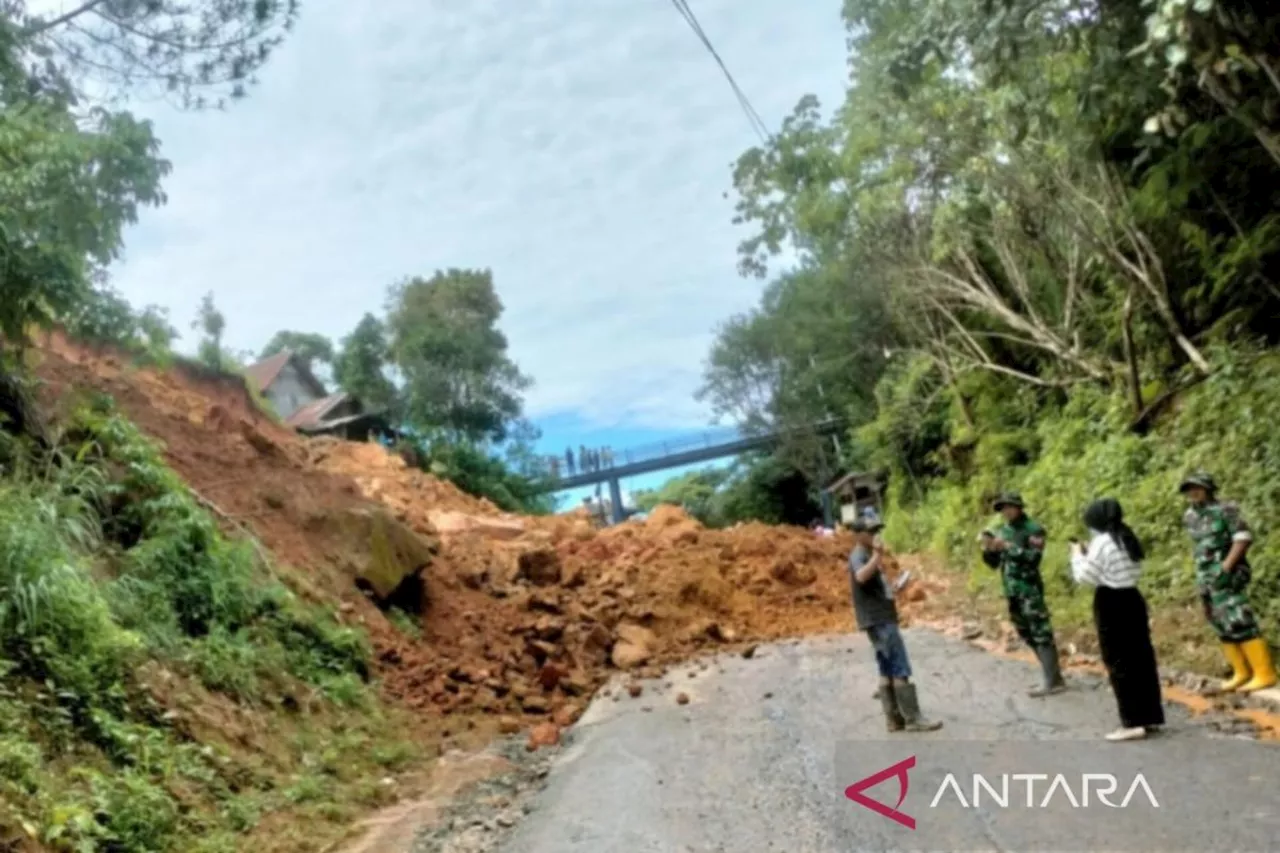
[
  {"x1": 611, "y1": 623, "x2": 657, "y2": 670},
  {"x1": 526, "y1": 722, "x2": 560, "y2": 751}
]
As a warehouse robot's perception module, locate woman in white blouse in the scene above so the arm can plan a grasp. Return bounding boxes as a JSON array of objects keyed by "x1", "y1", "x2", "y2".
[{"x1": 1070, "y1": 498, "x2": 1165, "y2": 741}]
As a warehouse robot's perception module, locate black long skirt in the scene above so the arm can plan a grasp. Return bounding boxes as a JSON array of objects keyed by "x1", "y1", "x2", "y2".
[{"x1": 1094, "y1": 586, "x2": 1165, "y2": 729}]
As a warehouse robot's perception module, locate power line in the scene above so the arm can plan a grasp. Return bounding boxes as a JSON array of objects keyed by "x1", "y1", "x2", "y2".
[
  {"x1": 670, "y1": 0, "x2": 771, "y2": 143},
  {"x1": 668, "y1": 0, "x2": 772, "y2": 145}
]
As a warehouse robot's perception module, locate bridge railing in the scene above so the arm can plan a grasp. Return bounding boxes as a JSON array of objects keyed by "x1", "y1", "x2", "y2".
[{"x1": 541, "y1": 417, "x2": 845, "y2": 482}]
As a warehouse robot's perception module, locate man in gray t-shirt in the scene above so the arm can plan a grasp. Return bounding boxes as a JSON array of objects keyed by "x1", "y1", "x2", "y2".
[{"x1": 848, "y1": 518, "x2": 942, "y2": 733}]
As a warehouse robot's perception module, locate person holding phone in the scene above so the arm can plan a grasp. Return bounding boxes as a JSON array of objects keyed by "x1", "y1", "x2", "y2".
[
  {"x1": 979, "y1": 492, "x2": 1066, "y2": 697},
  {"x1": 848, "y1": 517, "x2": 942, "y2": 733},
  {"x1": 1070, "y1": 498, "x2": 1164, "y2": 741}
]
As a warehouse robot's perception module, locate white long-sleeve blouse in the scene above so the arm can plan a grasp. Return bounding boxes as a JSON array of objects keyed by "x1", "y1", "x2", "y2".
[{"x1": 1070, "y1": 530, "x2": 1142, "y2": 589}]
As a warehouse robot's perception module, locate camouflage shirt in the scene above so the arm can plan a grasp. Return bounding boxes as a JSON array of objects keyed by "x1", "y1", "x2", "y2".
[
  {"x1": 1184, "y1": 501, "x2": 1253, "y2": 583},
  {"x1": 994, "y1": 516, "x2": 1047, "y2": 584}
]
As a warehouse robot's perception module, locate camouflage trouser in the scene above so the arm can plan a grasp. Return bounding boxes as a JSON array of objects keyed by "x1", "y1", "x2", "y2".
[
  {"x1": 1004, "y1": 573, "x2": 1055, "y2": 648},
  {"x1": 1198, "y1": 562, "x2": 1260, "y2": 643}
]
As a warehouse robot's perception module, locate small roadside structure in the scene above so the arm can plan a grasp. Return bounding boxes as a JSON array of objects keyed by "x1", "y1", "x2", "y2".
[
  {"x1": 824, "y1": 470, "x2": 887, "y2": 525},
  {"x1": 243, "y1": 350, "x2": 392, "y2": 441}
]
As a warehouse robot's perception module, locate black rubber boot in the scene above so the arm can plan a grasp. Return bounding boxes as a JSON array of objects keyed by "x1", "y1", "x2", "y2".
[
  {"x1": 893, "y1": 681, "x2": 943, "y2": 732},
  {"x1": 1028, "y1": 642, "x2": 1067, "y2": 697},
  {"x1": 879, "y1": 681, "x2": 905, "y2": 732}
]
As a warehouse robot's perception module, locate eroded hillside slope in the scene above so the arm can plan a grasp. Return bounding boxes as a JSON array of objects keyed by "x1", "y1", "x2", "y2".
[{"x1": 33, "y1": 336, "x2": 934, "y2": 737}]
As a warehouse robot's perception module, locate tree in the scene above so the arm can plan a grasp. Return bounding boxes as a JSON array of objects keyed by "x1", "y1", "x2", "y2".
[
  {"x1": 192, "y1": 291, "x2": 225, "y2": 370},
  {"x1": 713, "y1": 455, "x2": 821, "y2": 527},
  {"x1": 333, "y1": 313, "x2": 397, "y2": 413},
  {"x1": 1, "y1": 0, "x2": 296, "y2": 357},
  {"x1": 0, "y1": 40, "x2": 168, "y2": 351},
  {"x1": 7, "y1": 0, "x2": 302, "y2": 109},
  {"x1": 61, "y1": 283, "x2": 176, "y2": 357},
  {"x1": 632, "y1": 467, "x2": 730, "y2": 524},
  {"x1": 260, "y1": 330, "x2": 334, "y2": 374},
  {"x1": 501, "y1": 417, "x2": 548, "y2": 480},
  {"x1": 386, "y1": 269, "x2": 531, "y2": 444},
  {"x1": 136, "y1": 304, "x2": 178, "y2": 354}
]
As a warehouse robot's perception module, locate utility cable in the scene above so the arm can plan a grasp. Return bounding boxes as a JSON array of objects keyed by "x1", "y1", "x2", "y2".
[{"x1": 668, "y1": 0, "x2": 772, "y2": 145}]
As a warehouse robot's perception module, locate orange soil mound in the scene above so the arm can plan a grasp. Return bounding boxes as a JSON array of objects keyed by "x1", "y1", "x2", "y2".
[{"x1": 31, "y1": 335, "x2": 932, "y2": 735}]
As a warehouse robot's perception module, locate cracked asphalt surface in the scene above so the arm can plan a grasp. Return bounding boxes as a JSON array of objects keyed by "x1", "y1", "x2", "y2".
[{"x1": 495, "y1": 630, "x2": 1280, "y2": 853}]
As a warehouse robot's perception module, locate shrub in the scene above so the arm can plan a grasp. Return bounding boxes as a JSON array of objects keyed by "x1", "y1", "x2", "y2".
[
  {"x1": 0, "y1": 396, "x2": 398, "y2": 850},
  {"x1": 873, "y1": 344, "x2": 1280, "y2": 647}
]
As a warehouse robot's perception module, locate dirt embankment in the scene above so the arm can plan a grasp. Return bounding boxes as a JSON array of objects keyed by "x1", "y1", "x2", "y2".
[{"x1": 31, "y1": 335, "x2": 937, "y2": 745}]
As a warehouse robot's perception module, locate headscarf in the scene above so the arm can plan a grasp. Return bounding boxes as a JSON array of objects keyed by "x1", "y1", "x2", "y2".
[{"x1": 1082, "y1": 498, "x2": 1144, "y2": 563}]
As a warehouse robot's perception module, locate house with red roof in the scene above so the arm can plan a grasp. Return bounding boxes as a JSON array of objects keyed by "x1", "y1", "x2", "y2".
[{"x1": 242, "y1": 350, "x2": 390, "y2": 440}]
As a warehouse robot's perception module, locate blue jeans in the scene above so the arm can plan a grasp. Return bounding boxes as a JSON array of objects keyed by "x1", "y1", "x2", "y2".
[{"x1": 866, "y1": 622, "x2": 912, "y2": 679}]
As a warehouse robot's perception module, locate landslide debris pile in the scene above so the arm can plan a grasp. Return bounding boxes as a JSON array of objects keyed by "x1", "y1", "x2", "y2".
[{"x1": 34, "y1": 336, "x2": 932, "y2": 739}]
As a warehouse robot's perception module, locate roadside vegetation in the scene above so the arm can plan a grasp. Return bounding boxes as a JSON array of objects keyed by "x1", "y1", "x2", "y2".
[
  {"x1": 0, "y1": 4, "x2": 439, "y2": 847},
  {"x1": 694, "y1": 0, "x2": 1280, "y2": 664},
  {"x1": 0, "y1": 392, "x2": 418, "y2": 851},
  {"x1": 632, "y1": 455, "x2": 822, "y2": 528}
]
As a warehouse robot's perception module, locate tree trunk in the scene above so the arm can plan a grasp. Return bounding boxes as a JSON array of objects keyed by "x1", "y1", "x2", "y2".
[{"x1": 1122, "y1": 288, "x2": 1144, "y2": 418}]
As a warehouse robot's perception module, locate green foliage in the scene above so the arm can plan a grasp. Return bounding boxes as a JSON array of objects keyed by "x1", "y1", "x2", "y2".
[
  {"x1": 191, "y1": 292, "x2": 227, "y2": 371},
  {"x1": 706, "y1": 0, "x2": 1280, "y2": 676},
  {"x1": 713, "y1": 454, "x2": 823, "y2": 527},
  {"x1": 386, "y1": 269, "x2": 531, "y2": 444},
  {"x1": 0, "y1": 396, "x2": 406, "y2": 850},
  {"x1": 878, "y1": 346, "x2": 1280, "y2": 646},
  {"x1": 333, "y1": 313, "x2": 398, "y2": 413},
  {"x1": 633, "y1": 468, "x2": 730, "y2": 524},
  {"x1": 60, "y1": 286, "x2": 179, "y2": 367},
  {"x1": 260, "y1": 330, "x2": 335, "y2": 375},
  {"x1": 716, "y1": 0, "x2": 1280, "y2": 440},
  {"x1": 10, "y1": 0, "x2": 302, "y2": 110},
  {"x1": 399, "y1": 434, "x2": 554, "y2": 515},
  {"x1": 699, "y1": 262, "x2": 892, "y2": 442},
  {"x1": 636, "y1": 456, "x2": 821, "y2": 528},
  {"x1": 0, "y1": 67, "x2": 168, "y2": 350}
]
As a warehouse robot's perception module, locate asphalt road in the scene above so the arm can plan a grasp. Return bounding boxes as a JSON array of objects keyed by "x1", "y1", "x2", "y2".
[{"x1": 497, "y1": 631, "x2": 1280, "y2": 853}]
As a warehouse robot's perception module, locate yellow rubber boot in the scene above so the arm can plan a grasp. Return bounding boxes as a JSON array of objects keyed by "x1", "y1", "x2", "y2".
[
  {"x1": 1239, "y1": 639, "x2": 1278, "y2": 692},
  {"x1": 1219, "y1": 643, "x2": 1251, "y2": 692}
]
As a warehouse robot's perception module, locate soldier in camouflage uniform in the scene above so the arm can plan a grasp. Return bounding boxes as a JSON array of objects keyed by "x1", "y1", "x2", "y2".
[
  {"x1": 1180, "y1": 472, "x2": 1277, "y2": 693},
  {"x1": 979, "y1": 492, "x2": 1067, "y2": 697}
]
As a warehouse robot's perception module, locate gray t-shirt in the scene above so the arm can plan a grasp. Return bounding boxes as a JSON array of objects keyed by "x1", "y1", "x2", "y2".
[{"x1": 849, "y1": 545, "x2": 898, "y2": 629}]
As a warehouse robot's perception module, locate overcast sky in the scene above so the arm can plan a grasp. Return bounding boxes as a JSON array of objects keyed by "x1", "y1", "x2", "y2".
[{"x1": 97, "y1": 0, "x2": 848, "y2": 482}]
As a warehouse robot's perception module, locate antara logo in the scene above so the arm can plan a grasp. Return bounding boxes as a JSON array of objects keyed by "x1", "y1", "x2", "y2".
[
  {"x1": 844, "y1": 756, "x2": 916, "y2": 829},
  {"x1": 930, "y1": 773, "x2": 1160, "y2": 809},
  {"x1": 845, "y1": 757, "x2": 1160, "y2": 830}
]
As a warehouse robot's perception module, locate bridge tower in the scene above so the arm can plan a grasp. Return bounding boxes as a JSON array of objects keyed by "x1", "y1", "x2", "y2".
[{"x1": 607, "y1": 477, "x2": 624, "y2": 524}]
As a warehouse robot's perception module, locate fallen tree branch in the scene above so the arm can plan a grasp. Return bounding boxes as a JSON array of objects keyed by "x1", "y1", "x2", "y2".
[{"x1": 187, "y1": 485, "x2": 282, "y2": 581}]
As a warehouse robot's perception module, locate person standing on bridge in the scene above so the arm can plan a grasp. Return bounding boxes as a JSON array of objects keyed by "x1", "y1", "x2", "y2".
[
  {"x1": 1070, "y1": 498, "x2": 1164, "y2": 741},
  {"x1": 979, "y1": 492, "x2": 1067, "y2": 697},
  {"x1": 849, "y1": 517, "x2": 943, "y2": 733},
  {"x1": 1180, "y1": 472, "x2": 1276, "y2": 693}
]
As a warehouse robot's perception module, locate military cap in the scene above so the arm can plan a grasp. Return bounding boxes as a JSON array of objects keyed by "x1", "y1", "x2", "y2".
[
  {"x1": 1178, "y1": 471, "x2": 1217, "y2": 494},
  {"x1": 992, "y1": 491, "x2": 1025, "y2": 511}
]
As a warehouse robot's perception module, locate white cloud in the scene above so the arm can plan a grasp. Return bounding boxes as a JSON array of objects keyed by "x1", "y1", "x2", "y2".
[{"x1": 106, "y1": 0, "x2": 848, "y2": 430}]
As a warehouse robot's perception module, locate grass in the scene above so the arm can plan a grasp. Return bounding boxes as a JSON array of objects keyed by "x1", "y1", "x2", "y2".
[
  {"x1": 0, "y1": 392, "x2": 424, "y2": 852},
  {"x1": 876, "y1": 345, "x2": 1280, "y2": 675}
]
